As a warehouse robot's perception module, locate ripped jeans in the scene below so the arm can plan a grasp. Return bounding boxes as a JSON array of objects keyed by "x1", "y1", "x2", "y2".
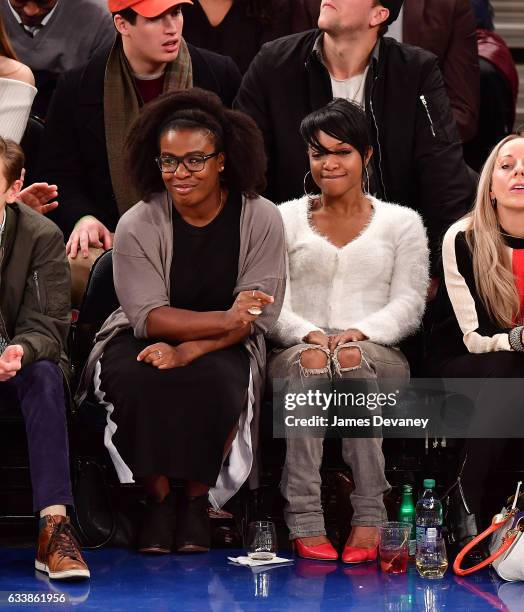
[{"x1": 268, "y1": 340, "x2": 409, "y2": 540}]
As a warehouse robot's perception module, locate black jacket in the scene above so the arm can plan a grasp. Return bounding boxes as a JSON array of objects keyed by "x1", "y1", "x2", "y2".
[
  {"x1": 0, "y1": 204, "x2": 70, "y2": 375},
  {"x1": 38, "y1": 43, "x2": 242, "y2": 239},
  {"x1": 234, "y1": 31, "x2": 476, "y2": 270}
]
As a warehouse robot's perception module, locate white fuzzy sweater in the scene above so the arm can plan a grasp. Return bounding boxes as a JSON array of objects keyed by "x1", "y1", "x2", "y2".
[{"x1": 270, "y1": 195, "x2": 430, "y2": 347}]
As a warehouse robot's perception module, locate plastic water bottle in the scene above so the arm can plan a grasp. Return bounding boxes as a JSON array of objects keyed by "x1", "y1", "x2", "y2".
[
  {"x1": 415, "y1": 479, "x2": 448, "y2": 579},
  {"x1": 398, "y1": 484, "x2": 416, "y2": 556}
]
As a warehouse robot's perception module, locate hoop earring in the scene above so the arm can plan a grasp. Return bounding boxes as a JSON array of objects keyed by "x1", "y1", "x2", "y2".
[
  {"x1": 491, "y1": 197, "x2": 497, "y2": 207},
  {"x1": 303, "y1": 170, "x2": 319, "y2": 199},
  {"x1": 362, "y1": 165, "x2": 370, "y2": 194}
]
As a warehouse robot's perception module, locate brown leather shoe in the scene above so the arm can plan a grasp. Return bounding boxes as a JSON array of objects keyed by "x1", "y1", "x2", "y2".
[{"x1": 35, "y1": 516, "x2": 90, "y2": 580}]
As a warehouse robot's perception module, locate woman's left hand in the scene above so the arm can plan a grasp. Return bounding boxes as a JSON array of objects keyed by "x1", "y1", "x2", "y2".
[
  {"x1": 137, "y1": 342, "x2": 196, "y2": 369},
  {"x1": 328, "y1": 329, "x2": 367, "y2": 352}
]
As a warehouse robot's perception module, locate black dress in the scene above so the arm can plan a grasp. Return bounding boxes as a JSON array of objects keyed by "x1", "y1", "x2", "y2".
[{"x1": 98, "y1": 194, "x2": 250, "y2": 485}]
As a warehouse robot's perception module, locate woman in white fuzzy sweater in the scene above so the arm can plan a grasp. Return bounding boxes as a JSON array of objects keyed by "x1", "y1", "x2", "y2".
[{"x1": 269, "y1": 99, "x2": 429, "y2": 563}]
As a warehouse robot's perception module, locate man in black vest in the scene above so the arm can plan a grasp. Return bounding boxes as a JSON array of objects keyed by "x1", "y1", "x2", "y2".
[
  {"x1": 0, "y1": 0, "x2": 115, "y2": 117},
  {"x1": 38, "y1": 0, "x2": 241, "y2": 305}
]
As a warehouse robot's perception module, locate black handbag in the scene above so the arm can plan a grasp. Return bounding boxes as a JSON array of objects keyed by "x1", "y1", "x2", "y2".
[
  {"x1": 71, "y1": 458, "x2": 116, "y2": 548},
  {"x1": 71, "y1": 458, "x2": 141, "y2": 549}
]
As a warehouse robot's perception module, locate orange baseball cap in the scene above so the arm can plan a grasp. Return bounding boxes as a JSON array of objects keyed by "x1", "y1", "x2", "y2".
[{"x1": 108, "y1": 0, "x2": 193, "y2": 18}]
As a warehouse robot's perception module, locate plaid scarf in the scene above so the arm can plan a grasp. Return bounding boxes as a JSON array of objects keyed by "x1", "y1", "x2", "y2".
[{"x1": 104, "y1": 36, "x2": 193, "y2": 216}]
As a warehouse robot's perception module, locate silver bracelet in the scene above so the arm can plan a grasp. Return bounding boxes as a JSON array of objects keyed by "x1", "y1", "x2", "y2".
[{"x1": 508, "y1": 326, "x2": 524, "y2": 352}]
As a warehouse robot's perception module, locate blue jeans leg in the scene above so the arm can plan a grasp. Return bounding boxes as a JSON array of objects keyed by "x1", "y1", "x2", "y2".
[{"x1": 7, "y1": 360, "x2": 73, "y2": 513}]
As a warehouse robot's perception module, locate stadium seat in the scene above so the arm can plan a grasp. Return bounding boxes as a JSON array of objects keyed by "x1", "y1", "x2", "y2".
[{"x1": 19, "y1": 115, "x2": 45, "y2": 186}]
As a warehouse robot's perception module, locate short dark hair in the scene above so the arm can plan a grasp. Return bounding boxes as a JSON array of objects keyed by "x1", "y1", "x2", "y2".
[
  {"x1": 112, "y1": 8, "x2": 137, "y2": 24},
  {"x1": 0, "y1": 137, "x2": 24, "y2": 187},
  {"x1": 125, "y1": 88, "x2": 267, "y2": 200},
  {"x1": 300, "y1": 98, "x2": 372, "y2": 164}
]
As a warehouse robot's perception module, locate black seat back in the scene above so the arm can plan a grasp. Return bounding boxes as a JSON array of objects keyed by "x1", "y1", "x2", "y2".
[
  {"x1": 20, "y1": 115, "x2": 45, "y2": 186},
  {"x1": 77, "y1": 249, "x2": 119, "y2": 326},
  {"x1": 72, "y1": 250, "x2": 119, "y2": 379}
]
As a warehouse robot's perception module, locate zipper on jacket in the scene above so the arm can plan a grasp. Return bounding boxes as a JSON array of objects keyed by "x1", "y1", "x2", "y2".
[
  {"x1": 33, "y1": 270, "x2": 43, "y2": 312},
  {"x1": 369, "y1": 76, "x2": 388, "y2": 200},
  {"x1": 0, "y1": 247, "x2": 10, "y2": 343},
  {"x1": 420, "y1": 95, "x2": 436, "y2": 138}
]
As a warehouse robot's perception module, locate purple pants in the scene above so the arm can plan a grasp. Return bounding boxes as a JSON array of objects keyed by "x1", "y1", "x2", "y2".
[{"x1": 0, "y1": 360, "x2": 73, "y2": 513}]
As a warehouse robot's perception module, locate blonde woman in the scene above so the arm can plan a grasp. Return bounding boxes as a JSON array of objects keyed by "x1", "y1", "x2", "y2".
[{"x1": 428, "y1": 133, "x2": 524, "y2": 565}]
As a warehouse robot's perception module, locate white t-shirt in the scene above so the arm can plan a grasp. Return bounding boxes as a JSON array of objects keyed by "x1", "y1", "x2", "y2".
[{"x1": 330, "y1": 65, "x2": 369, "y2": 109}]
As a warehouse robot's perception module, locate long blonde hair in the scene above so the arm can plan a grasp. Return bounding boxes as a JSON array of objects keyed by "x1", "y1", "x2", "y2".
[{"x1": 466, "y1": 134, "x2": 524, "y2": 327}]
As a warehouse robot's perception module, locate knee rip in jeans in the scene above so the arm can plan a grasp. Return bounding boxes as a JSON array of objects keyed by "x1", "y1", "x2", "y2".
[
  {"x1": 296, "y1": 347, "x2": 330, "y2": 378},
  {"x1": 332, "y1": 345, "x2": 363, "y2": 376}
]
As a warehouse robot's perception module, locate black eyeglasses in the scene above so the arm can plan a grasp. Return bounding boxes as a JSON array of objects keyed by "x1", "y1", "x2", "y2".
[{"x1": 155, "y1": 152, "x2": 220, "y2": 174}]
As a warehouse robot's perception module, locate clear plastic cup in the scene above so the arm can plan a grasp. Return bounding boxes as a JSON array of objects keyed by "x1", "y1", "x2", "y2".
[{"x1": 379, "y1": 521, "x2": 411, "y2": 574}]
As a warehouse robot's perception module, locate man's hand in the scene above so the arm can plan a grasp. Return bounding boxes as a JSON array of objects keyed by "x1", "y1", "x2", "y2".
[
  {"x1": 0, "y1": 344, "x2": 23, "y2": 382},
  {"x1": 328, "y1": 329, "x2": 367, "y2": 352},
  {"x1": 137, "y1": 342, "x2": 197, "y2": 370},
  {"x1": 67, "y1": 216, "x2": 113, "y2": 259},
  {"x1": 304, "y1": 330, "x2": 329, "y2": 348},
  {"x1": 18, "y1": 178, "x2": 59, "y2": 215}
]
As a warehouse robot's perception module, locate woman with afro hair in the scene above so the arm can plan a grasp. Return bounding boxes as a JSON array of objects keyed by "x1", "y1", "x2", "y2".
[{"x1": 77, "y1": 87, "x2": 286, "y2": 555}]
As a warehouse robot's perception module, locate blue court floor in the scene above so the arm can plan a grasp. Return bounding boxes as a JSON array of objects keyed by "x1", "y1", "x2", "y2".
[{"x1": 1, "y1": 548, "x2": 523, "y2": 611}]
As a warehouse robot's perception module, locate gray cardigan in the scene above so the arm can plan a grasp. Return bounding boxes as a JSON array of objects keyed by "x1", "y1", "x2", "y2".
[{"x1": 76, "y1": 191, "x2": 286, "y2": 507}]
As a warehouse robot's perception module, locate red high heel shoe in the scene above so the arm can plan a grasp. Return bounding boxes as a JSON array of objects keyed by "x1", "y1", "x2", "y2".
[
  {"x1": 292, "y1": 538, "x2": 338, "y2": 561},
  {"x1": 341, "y1": 544, "x2": 378, "y2": 564}
]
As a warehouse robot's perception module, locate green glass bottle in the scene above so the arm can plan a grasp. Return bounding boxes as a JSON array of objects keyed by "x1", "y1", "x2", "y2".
[{"x1": 398, "y1": 484, "x2": 416, "y2": 556}]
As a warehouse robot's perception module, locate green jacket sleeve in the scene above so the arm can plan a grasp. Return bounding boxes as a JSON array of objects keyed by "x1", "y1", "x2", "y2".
[{"x1": 9, "y1": 225, "x2": 71, "y2": 368}]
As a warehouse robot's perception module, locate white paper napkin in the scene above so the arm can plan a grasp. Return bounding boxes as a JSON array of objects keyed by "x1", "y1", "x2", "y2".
[{"x1": 227, "y1": 555, "x2": 293, "y2": 567}]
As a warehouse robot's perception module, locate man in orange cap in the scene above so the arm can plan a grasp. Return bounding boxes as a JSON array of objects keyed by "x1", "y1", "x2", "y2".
[{"x1": 38, "y1": 0, "x2": 241, "y2": 305}]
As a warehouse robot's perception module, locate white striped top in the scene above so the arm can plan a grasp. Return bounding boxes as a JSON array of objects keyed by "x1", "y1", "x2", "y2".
[
  {"x1": 441, "y1": 217, "x2": 518, "y2": 353},
  {"x1": 0, "y1": 77, "x2": 37, "y2": 144}
]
